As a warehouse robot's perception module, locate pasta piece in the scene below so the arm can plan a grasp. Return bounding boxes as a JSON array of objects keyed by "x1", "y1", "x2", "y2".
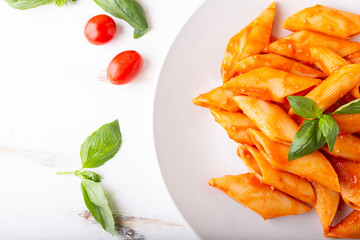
[
  {"x1": 331, "y1": 157, "x2": 360, "y2": 210},
  {"x1": 310, "y1": 47, "x2": 349, "y2": 76},
  {"x1": 267, "y1": 30, "x2": 360, "y2": 64},
  {"x1": 210, "y1": 109, "x2": 257, "y2": 145},
  {"x1": 208, "y1": 173, "x2": 311, "y2": 220},
  {"x1": 283, "y1": 5, "x2": 360, "y2": 39},
  {"x1": 310, "y1": 47, "x2": 360, "y2": 98},
  {"x1": 248, "y1": 128, "x2": 341, "y2": 192},
  {"x1": 192, "y1": 87, "x2": 240, "y2": 112},
  {"x1": 333, "y1": 114, "x2": 360, "y2": 133},
  {"x1": 312, "y1": 182, "x2": 340, "y2": 235},
  {"x1": 327, "y1": 210, "x2": 360, "y2": 238},
  {"x1": 346, "y1": 50, "x2": 360, "y2": 64},
  {"x1": 238, "y1": 144, "x2": 315, "y2": 205},
  {"x1": 221, "y1": 2, "x2": 276, "y2": 82},
  {"x1": 232, "y1": 53, "x2": 326, "y2": 78},
  {"x1": 323, "y1": 133, "x2": 360, "y2": 162},
  {"x1": 345, "y1": 53, "x2": 360, "y2": 97},
  {"x1": 350, "y1": 86, "x2": 360, "y2": 99},
  {"x1": 224, "y1": 67, "x2": 321, "y2": 103},
  {"x1": 302, "y1": 64, "x2": 360, "y2": 111},
  {"x1": 233, "y1": 96, "x2": 298, "y2": 144}
]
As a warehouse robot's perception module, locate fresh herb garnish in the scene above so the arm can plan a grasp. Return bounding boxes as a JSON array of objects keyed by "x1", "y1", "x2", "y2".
[
  {"x1": 93, "y1": 0, "x2": 149, "y2": 39},
  {"x1": 332, "y1": 99, "x2": 360, "y2": 115},
  {"x1": 287, "y1": 96, "x2": 360, "y2": 160},
  {"x1": 57, "y1": 119, "x2": 121, "y2": 235},
  {"x1": 4, "y1": 0, "x2": 149, "y2": 39},
  {"x1": 288, "y1": 119, "x2": 326, "y2": 160},
  {"x1": 318, "y1": 114, "x2": 339, "y2": 153},
  {"x1": 80, "y1": 119, "x2": 121, "y2": 168}
]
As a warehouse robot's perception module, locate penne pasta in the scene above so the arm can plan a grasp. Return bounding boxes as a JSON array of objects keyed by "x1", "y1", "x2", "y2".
[
  {"x1": 238, "y1": 144, "x2": 315, "y2": 205},
  {"x1": 233, "y1": 96, "x2": 298, "y2": 144},
  {"x1": 310, "y1": 47, "x2": 360, "y2": 99},
  {"x1": 248, "y1": 128, "x2": 340, "y2": 192},
  {"x1": 310, "y1": 47, "x2": 349, "y2": 76},
  {"x1": 224, "y1": 67, "x2": 321, "y2": 103},
  {"x1": 210, "y1": 109, "x2": 257, "y2": 145},
  {"x1": 301, "y1": 64, "x2": 360, "y2": 112},
  {"x1": 283, "y1": 5, "x2": 360, "y2": 39},
  {"x1": 208, "y1": 173, "x2": 312, "y2": 220},
  {"x1": 312, "y1": 182, "x2": 340, "y2": 235},
  {"x1": 192, "y1": 86, "x2": 241, "y2": 112},
  {"x1": 333, "y1": 113, "x2": 360, "y2": 133},
  {"x1": 327, "y1": 210, "x2": 360, "y2": 238},
  {"x1": 323, "y1": 133, "x2": 360, "y2": 162},
  {"x1": 267, "y1": 30, "x2": 360, "y2": 64},
  {"x1": 346, "y1": 50, "x2": 360, "y2": 64},
  {"x1": 221, "y1": 2, "x2": 276, "y2": 82},
  {"x1": 194, "y1": 3, "x2": 360, "y2": 237},
  {"x1": 350, "y1": 86, "x2": 360, "y2": 98},
  {"x1": 232, "y1": 53, "x2": 326, "y2": 78},
  {"x1": 330, "y1": 157, "x2": 360, "y2": 210}
]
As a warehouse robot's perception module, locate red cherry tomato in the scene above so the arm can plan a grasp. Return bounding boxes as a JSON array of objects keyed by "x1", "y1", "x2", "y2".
[
  {"x1": 84, "y1": 14, "x2": 116, "y2": 45},
  {"x1": 107, "y1": 50, "x2": 143, "y2": 85}
]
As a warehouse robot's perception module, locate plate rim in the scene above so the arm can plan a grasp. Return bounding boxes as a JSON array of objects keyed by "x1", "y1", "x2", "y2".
[{"x1": 151, "y1": 1, "x2": 208, "y2": 239}]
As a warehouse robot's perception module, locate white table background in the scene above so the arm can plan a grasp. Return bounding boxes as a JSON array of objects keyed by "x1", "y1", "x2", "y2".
[{"x1": 0, "y1": 0, "x2": 204, "y2": 239}]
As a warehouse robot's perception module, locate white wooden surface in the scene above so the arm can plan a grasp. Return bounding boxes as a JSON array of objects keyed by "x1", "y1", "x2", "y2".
[{"x1": 0, "y1": 0, "x2": 204, "y2": 239}]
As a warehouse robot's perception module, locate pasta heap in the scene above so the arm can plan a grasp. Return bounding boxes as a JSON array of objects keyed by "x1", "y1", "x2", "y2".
[{"x1": 193, "y1": 3, "x2": 360, "y2": 238}]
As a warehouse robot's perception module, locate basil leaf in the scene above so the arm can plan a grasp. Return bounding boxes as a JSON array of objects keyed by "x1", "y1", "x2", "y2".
[
  {"x1": 287, "y1": 96, "x2": 320, "y2": 118},
  {"x1": 319, "y1": 115, "x2": 339, "y2": 153},
  {"x1": 288, "y1": 119, "x2": 326, "y2": 160},
  {"x1": 54, "y1": 0, "x2": 74, "y2": 7},
  {"x1": 4, "y1": 0, "x2": 55, "y2": 10},
  {"x1": 79, "y1": 171, "x2": 102, "y2": 182},
  {"x1": 332, "y1": 99, "x2": 360, "y2": 114},
  {"x1": 93, "y1": 0, "x2": 149, "y2": 39},
  {"x1": 80, "y1": 120, "x2": 121, "y2": 168},
  {"x1": 81, "y1": 180, "x2": 115, "y2": 235}
]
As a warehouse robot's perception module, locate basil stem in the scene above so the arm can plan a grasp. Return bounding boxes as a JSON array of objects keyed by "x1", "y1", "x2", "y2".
[{"x1": 56, "y1": 171, "x2": 75, "y2": 175}]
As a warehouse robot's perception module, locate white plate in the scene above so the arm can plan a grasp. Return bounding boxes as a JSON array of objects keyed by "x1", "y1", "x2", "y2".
[{"x1": 153, "y1": 0, "x2": 359, "y2": 239}]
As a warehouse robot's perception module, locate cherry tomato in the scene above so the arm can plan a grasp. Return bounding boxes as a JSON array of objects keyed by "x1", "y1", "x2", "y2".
[
  {"x1": 107, "y1": 50, "x2": 143, "y2": 85},
  {"x1": 84, "y1": 15, "x2": 116, "y2": 45}
]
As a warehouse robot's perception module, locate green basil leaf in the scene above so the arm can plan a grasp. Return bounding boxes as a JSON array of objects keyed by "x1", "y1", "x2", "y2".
[
  {"x1": 4, "y1": 0, "x2": 55, "y2": 10},
  {"x1": 287, "y1": 96, "x2": 320, "y2": 119},
  {"x1": 79, "y1": 171, "x2": 102, "y2": 182},
  {"x1": 319, "y1": 115, "x2": 339, "y2": 153},
  {"x1": 332, "y1": 99, "x2": 360, "y2": 114},
  {"x1": 288, "y1": 119, "x2": 326, "y2": 160},
  {"x1": 80, "y1": 120, "x2": 121, "y2": 168},
  {"x1": 54, "y1": 0, "x2": 74, "y2": 7},
  {"x1": 81, "y1": 180, "x2": 115, "y2": 235},
  {"x1": 93, "y1": 0, "x2": 149, "y2": 39}
]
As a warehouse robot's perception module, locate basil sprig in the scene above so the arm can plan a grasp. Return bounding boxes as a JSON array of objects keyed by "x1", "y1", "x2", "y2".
[
  {"x1": 57, "y1": 120, "x2": 122, "y2": 235},
  {"x1": 4, "y1": 0, "x2": 149, "y2": 39},
  {"x1": 287, "y1": 96, "x2": 360, "y2": 160}
]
